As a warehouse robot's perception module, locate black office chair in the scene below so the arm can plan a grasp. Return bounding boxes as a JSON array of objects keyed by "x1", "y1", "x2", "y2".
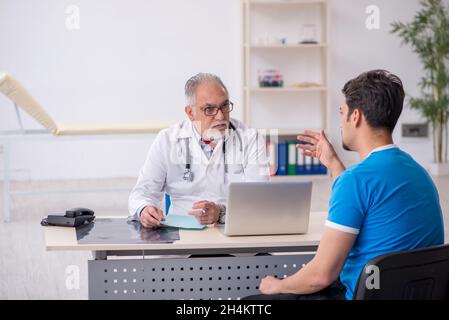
[{"x1": 353, "y1": 244, "x2": 449, "y2": 300}]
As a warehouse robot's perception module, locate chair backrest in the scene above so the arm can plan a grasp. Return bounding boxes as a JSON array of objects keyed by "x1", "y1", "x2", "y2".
[
  {"x1": 164, "y1": 194, "x2": 171, "y2": 214},
  {"x1": 353, "y1": 244, "x2": 449, "y2": 300}
]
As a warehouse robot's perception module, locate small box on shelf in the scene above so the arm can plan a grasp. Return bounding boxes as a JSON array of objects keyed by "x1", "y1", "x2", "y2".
[{"x1": 257, "y1": 69, "x2": 284, "y2": 88}]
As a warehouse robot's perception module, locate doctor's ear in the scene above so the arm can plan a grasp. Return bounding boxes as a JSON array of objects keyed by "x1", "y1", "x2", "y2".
[{"x1": 185, "y1": 106, "x2": 195, "y2": 121}]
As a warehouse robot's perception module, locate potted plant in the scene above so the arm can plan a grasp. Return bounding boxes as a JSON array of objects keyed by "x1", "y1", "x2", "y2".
[{"x1": 391, "y1": 0, "x2": 449, "y2": 175}]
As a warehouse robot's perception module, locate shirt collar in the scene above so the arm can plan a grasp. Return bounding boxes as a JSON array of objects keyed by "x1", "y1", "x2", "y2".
[
  {"x1": 366, "y1": 144, "x2": 398, "y2": 158},
  {"x1": 191, "y1": 122, "x2": 202, "y2": 143},
  {"x1": 177, "y1": 120, "x2": 193, "y2": 139}
]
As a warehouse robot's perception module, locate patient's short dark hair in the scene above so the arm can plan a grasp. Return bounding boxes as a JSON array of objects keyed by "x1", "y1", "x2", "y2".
[{"x1": 342, "y1": 70, "x2": 405, "y2": 133}]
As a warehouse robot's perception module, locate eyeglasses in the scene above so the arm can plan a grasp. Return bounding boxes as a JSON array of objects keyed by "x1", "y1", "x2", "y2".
[{"x1": 199, "y1": 101, "x2": 234, "y2": 117}]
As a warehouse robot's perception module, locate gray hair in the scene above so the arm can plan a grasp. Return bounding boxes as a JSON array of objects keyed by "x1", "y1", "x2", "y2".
[{"x1": 184, "y1": 73, "x2": 229, "y2": 106}]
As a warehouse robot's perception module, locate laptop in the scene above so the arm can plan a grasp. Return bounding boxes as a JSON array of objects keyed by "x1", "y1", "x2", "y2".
[{"x1": 222, "y1": 181, "x2": 312, "y2": 236}]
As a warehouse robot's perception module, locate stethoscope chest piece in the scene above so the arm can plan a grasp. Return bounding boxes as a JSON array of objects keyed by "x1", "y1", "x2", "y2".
[
  {"x1": 181, "y1": 122, "x2": 242, "y2": 182},
  {"x1": 183, "y1": 168, "x2": 194, "y2": 182},
  {"x1": 182, "y1": 136, "x2": 194, "y2": 182}
]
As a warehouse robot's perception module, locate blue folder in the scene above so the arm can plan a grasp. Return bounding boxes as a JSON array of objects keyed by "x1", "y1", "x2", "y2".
[
  {"x1": 319, "y1": 161, "x2": 328, "y2": 174},
  {"x1": 161, "y1": 214, "x2": 206, "y2": 230},
  {"x1": 296, "y1": 147, "x2": 305, "y2": 175},
  {"x1": 304, "y1": 154, "x2": 313, "y2": 174},
  {"x1": 277, "y1": 143, "x2": 287, "y2": 175}
]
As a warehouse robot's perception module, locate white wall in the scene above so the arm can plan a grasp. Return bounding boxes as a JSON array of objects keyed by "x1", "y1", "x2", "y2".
[
  {"x1": 0, "y1": 0, "x2": 446, "y2": 180},
  {"x1": 0, "y1": 0, "x2": 242, "y2": 180},
  {"x1": 328, "y1": 0, "x2": 446, "y2": 168}
]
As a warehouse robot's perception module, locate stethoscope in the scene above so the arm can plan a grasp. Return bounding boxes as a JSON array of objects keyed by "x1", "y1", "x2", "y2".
[{"x1": 183, "y1": 122, "x2": 243, "y2": 182}]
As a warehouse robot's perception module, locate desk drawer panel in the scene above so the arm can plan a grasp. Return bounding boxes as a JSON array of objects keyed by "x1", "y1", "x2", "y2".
[{"x1": 88, "y1": 254, "x2": 314, "y2": 300}]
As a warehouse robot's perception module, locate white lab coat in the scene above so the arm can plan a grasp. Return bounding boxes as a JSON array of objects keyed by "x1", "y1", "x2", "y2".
[{"x1": 128, "y1": 118, "x2": 270, "y2": 219}]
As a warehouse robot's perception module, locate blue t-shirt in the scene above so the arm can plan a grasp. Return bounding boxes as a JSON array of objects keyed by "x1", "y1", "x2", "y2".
[{"x1": 327, "y1": 146, "x2": 444, "y2": 300}]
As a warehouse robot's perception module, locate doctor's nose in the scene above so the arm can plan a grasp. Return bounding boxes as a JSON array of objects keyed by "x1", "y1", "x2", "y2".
[{"x1": 215, "y1": 108, "x2": 225, "y2": 120}]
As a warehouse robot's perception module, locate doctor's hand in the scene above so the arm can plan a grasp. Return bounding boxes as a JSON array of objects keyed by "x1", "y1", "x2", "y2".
[
  {"x1": 188, "y1": 201, "x2": 220, "y2": 225},
  {"x1": 259, "y1": 276, "x2": 283, "y2": 295},
  {"x1": 297, "y1": 130, "x2": 346, "y2": 179},
  {"x1": 140, "y1": 205, "x2": 165, "y2": 229}
]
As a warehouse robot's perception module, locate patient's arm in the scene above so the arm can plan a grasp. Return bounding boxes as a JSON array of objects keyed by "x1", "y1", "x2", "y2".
[
  {"x1": 297, "y1": 130, "x2": 345, "y2": 180},
  {"x1": 259, "y1": 227, "x2": 356, "y2": 295}
]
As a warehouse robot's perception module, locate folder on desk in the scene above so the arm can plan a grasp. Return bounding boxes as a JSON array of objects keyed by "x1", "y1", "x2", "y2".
[{"x1": 161, "y1": 214, "x2": 206, "y2": 230}]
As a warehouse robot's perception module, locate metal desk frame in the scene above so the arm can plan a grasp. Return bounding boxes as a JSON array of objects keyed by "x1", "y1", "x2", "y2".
[
  {"x1": 89, "y1": 246, "x2": 317, "y2": 300},
  {"x1": 44, "y1": 214, "x2": 326, "y2": 300}
]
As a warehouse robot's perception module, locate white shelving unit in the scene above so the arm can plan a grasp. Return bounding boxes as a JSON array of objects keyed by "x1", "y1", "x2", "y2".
[
  {"x1": 242, "y1": 0, "x2": 329, "y2": 137},
  {"x1": 241, "y1": 0, "x2": 330, "y2": 179},
  {"x1": 271, "y1": 174, "x2": 330, "y2": 182}
]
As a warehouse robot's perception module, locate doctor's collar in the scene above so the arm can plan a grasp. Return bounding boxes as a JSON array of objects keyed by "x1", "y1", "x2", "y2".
[{"x1": 177, "y1": 120, "x2": 194, "y2": 139}]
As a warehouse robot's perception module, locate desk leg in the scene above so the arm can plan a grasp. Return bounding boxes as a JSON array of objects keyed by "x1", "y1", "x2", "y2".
[
  {"x1": 93, "y1": 251, "x2": 107, "y2": 260},
  {"x1": 3, "y1": 136, "x2": 10, "y2": 223}
]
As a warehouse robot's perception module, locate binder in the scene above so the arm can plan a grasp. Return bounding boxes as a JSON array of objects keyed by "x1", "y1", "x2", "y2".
[
  {"x1": 304, "y1": 155, "x2": 313, "y2": 174},
  {"x1": 318, "y1": 160, "x2": 328, "y2": 175},
  {"x1": 312, "y1": 156, "x2": 321, "y2": 174},
  {"x1": 296, "y1": 147, "x2": 305, "y2": 175},
  {"x1": 277, "y1": 143, "x2": 287, "y2": 175},
  {"x1": 287, "y1": 142, "x2": 297, "y2": 175},
  {"x1": 267, "y1": 142, "x2": 277, "y2": 176}
]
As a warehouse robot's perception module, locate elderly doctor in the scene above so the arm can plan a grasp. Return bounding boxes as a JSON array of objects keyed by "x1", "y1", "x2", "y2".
[{"x1": 129, "y1": 73, "x2": 270, "y2": 228}]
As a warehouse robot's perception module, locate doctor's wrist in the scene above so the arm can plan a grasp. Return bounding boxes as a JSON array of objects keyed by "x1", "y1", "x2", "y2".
[{"x1": 217, "y1": 204, "x2": 226, "y2": 224}]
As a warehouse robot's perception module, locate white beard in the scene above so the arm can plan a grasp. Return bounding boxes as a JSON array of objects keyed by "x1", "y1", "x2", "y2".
[{"x1": 203, "y1": 127, "x2": 224, "y2": 142}]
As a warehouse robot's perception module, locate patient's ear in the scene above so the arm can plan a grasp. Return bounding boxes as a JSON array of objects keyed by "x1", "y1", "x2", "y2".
[
  {"x1": 185, "y1": 106, "x2": 195, "y2": 121},
  {"x1": 352, "y1": 109, "x2": 363, "y2": 127}
]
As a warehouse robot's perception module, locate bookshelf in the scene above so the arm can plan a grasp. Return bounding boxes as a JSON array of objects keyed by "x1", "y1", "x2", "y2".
[
  {"x1": 247, "y1": 44, "x2": 328, "y2": 49},
  {"x1": 242, "y1": 0, "x2": 330, "y2": 178},
  {"x1": 248, "y1": 86, "x2": 327, "y2": 92},
  {"x1": 271, "y1": 174, "x2": 329, "y2": 182}
]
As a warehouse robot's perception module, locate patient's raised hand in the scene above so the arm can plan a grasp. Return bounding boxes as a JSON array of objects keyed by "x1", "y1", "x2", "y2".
[{"x1": 297, "y1": 130, "x2": 345, "y2": 179}]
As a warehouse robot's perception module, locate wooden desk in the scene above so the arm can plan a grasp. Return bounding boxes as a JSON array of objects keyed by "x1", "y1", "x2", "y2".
[{"x1": 44, "y1": 211, "x2": 327, "y2": 300}]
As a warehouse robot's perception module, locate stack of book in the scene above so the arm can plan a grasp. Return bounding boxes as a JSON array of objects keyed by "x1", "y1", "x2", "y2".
[{"x1": 267, "y1": 141, "x2": 327, "y2": 176}]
